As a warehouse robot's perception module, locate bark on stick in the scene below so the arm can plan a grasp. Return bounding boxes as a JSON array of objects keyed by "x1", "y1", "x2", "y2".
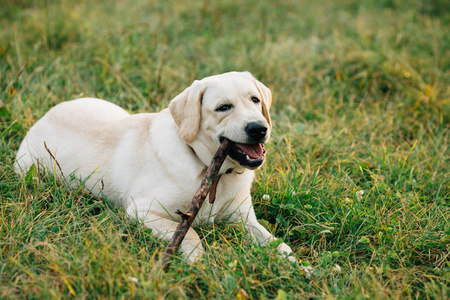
[{"x1": 161, "y1": 139, "x2": 232, "y2": 271}]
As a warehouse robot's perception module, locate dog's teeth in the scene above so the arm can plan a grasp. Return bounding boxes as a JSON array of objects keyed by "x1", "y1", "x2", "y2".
[{"x1": 246, "y1": 155, "x2": 250, "y2": 160}]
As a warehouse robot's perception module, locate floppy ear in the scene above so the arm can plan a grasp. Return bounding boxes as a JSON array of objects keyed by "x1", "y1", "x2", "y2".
[
  {"x1": 169, "y1": 80, "x2": 205, "y2": 143},
  {"x1": 253, "y1": 77, "x2": 273, "y2": 129}
]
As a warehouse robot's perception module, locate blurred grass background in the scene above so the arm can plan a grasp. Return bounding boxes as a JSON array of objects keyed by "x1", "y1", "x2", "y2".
[{"x1": 0, "y1": 0, "x2": 449, "y2": 298}]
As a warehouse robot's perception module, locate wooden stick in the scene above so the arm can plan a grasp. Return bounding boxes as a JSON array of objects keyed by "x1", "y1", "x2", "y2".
[{"x1": 161, "y1": 139, "x2": 232, "y2": 271}]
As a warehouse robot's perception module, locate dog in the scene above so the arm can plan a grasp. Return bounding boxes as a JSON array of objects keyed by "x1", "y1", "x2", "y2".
[{"x1": 15, "y1": 71, "x2": 295, "y2": 262}]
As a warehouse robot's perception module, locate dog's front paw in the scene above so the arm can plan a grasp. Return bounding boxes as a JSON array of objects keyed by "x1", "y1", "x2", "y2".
[
  {"x1": 277, "y1": 242, "x2": 314, "y2": 277},
  {"x1": 287, "y1": 255, "x2": 297, "y2": 263},
  {"x1": 277, "y1": 242, "x2": 299, "y2": 264},
  {"x1": 277, "y1": 242, "x2": 294, "y2": 258}
]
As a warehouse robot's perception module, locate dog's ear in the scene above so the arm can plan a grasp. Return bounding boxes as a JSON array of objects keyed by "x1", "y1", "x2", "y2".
[
  {"x1": 169, "y1": 80, "x2": 205, "y2": 143},
  {"x1": 252, "y1": 75, "x2": 273, "y2": 129}
]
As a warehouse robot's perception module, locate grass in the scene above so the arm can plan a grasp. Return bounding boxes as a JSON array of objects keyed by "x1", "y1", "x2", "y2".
[{"x1": 1, "y1": 0, "x2": 449, "y2": 298}]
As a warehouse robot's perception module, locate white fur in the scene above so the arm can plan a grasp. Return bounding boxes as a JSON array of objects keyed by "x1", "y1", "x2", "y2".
[{"x1": 15, "y1": 71, "x2": 294, "y2": 262}]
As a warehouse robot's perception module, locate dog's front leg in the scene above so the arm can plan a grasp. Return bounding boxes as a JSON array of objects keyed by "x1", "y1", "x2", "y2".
[
  {"x1": 243, "y1": 208, "x2": 295, "y2": 262},
  {"x1": 222, "y1": 195, "x2": 295, "y2": 262},
  {"x1": 125, "y1": 202, "x2": 204, "y2": 262}
]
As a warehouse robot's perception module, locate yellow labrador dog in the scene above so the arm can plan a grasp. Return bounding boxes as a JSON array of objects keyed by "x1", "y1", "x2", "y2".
[{"x1": 15, "y1": 71, "x2": 294, "y2": 262}]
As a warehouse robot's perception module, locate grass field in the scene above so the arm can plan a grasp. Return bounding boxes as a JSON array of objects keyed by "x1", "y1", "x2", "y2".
[{"x1": 1, "y1": 0, "x2": 449, "y2": 298}]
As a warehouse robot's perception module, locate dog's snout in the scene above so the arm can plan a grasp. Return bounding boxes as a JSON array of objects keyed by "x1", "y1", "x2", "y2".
[{"x1": 246, "y1": 122, "x2": 268, "y2": 142}]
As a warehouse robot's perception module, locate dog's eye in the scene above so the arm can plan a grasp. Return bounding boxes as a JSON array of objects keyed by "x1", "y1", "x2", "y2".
[
  {"x1": 251, "y1": 96, "x2": 260, "y2": 104},
  {"x1": 215, "y1": 104, "x2": 233, "y2": 112}
]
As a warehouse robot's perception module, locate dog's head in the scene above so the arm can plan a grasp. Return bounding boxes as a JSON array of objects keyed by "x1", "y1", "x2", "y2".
[{"x1": 169, "y1": 71, "x2": 272, "y2": 170}]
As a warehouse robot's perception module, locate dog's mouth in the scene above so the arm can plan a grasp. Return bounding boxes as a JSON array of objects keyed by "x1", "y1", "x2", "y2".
[{"x1": 220, "y1": 137, "x2": 266, "y2": 169}]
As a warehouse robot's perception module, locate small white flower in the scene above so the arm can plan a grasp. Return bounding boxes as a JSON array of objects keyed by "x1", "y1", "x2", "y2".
[
  {"x1": 356, "y1": 190, "x2": 364, "y2": 201},
  {"x1": 299, "y1": 266, "x2": 314, "y2": 277},
  {"x1": 333, "y1": 264, "x2": 342, "y2": 273},
  {"x1": 262, "y1": 194, "x2": 270, "y2": 201},
  {"x1": 291, "y1": 190, "x2": 296, "y2": 197},
  {"x1": 128, "y1": 276, "x2": 138, "y2": 283}
]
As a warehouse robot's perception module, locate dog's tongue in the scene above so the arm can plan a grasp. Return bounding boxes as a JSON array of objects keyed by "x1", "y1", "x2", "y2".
[{"x1": 235, "y1": 143, "x2": 264, "y2": 159}]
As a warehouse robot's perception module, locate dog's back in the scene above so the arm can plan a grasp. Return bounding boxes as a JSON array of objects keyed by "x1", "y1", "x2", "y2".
[{"x1": 16, "y1": 98, "x2": 127, "y2": 171}]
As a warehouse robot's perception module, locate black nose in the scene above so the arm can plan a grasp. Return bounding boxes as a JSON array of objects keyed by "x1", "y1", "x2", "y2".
[{"x1": 246, "y1": 122, "x2": 268, "y2": 142}]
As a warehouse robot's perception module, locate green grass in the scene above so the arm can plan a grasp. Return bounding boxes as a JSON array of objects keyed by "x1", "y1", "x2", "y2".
[{"x1": 1, "y1": 0, "x2": 449, "y2": 298}]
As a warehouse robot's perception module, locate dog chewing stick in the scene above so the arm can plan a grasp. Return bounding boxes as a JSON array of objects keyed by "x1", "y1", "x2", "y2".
[{"x1": 161, "y1": 138, "x2": 232, "y2": 271}]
